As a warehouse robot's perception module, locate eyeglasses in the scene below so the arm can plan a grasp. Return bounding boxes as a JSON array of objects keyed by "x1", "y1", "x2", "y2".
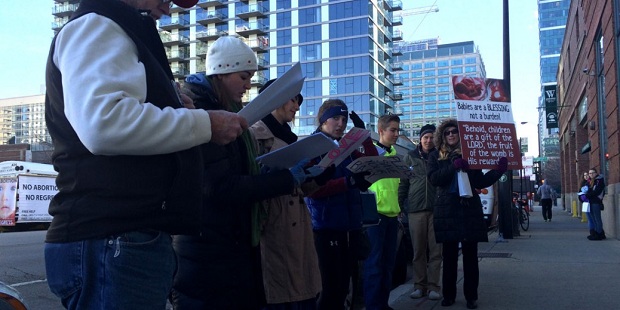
[
  {"x1": 588, "y1": 172, "x2": 597, "y2": 175},
  {"x1": 443, "y1": 129, "x2": 459, "y2": 137}
]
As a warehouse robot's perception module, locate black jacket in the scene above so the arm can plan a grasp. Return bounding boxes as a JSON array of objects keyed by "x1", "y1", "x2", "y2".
[
  {"x1": 427, "y1": 150, "x2": 503, "y2": 243},
  {"x1": 171, "y1": 77, "x2": 296, "y2": 309},
  {"x1": 45, "y1": 0, "x2": 203, "y2": 242}
]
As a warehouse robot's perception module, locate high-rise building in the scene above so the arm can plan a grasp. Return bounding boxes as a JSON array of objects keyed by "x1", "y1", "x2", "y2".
[
  {"x1": 51, "y1": 0, "x2": 404, "y2": 136},
  {"x1": 394, "y1": 39, "x2": 487, "y2": 141},
  {"x1": 537, "y1": 0, "x2": 570, "y2": 153}
]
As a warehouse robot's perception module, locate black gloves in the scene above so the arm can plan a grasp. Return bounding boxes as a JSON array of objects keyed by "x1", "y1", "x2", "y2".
[
  {"x1": 349, "y1": 111, "x2": 365, "y2": 129},
  {"x1": 312, "y1": 164, "x2": 336, "y2": 186},
  {"x1": 348, "y1": 171, "x2": 372, "y2": 192}
]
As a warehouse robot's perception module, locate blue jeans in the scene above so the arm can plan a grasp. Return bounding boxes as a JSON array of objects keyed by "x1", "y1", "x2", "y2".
[
  {"x1": 588, "y1": 203, "x2": 604, "y2": 233},
  {"x1": 45, "y1": 230, "x2": 176, "y2": 310},
  {"x1": 363, "y1": 215, "x2": 399, "y2": 310}
]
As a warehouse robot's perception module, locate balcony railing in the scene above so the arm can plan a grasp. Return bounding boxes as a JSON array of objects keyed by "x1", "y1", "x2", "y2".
[
  {"x1": 236, "y1": 22, "x2": 268, "y2": 37},
  {"x1": 392, "y1": 15, "x2": 403, "y2": 26},
  {"x1": 392, "y1": 29, "x2": 403, "y2": 41},
  {"x1": 257, "y1": 55, "x2": 269, "y2": 70},
  {"x1": 392, "y1": 45, "x2": 403, "y2": 56},
  {"x1": 243, "y1": 36, "x2": 269, "y2": 53},
  {"x1": 52, "y1": 3, "x2": 79, "y2": 17},
  {"x1": 384, "y1": 0, "x2": 403, "y2": 12},
  {"x1": 159, "y1": 16, "x2": 190, "y2": 30},
  {"x1": 236, "y1": 4, "x2": 267, "y2": 19},
  {"x1": 196, "y1": 29, "x2": 228, "y2": 41},
  {"x1": 196, "y1": 11, "x2": 227, "y2": 25},
  {"x1": 159, "y1": 32, "x2": 190, "y2": 46},
  {"x1": 171, "y1": 65, "x2": 189, "y2": 78},
  {"x1": 196, "y1": 0, "x2": 225, "y2": 8},
  {"x1": 251, "y1": 74, "x2": 268, "y2": 87},
  {"x1": 166, "y1": 49, "x2": 189, "y2": 62}
]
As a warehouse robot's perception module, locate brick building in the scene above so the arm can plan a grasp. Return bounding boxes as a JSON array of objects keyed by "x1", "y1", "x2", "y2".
[{"x1": 556, "y1": 0, "x2": 619, "y2": 238}]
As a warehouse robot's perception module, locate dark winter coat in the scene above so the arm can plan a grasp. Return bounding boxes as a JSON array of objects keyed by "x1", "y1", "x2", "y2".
[
  {"x1": 171, "y1": 78, "x2": 295, "y2": 310},
  {"x1": 427, "y1": 119, "x2": 503, "y2": 243},
  {"x1": 427, "y1": 151, "x2": 503, "y2": 243},
  {"x1": 398, "y1": 145, "x2": 437, "y2": 213},
  {"x1": 585, "y1": 174, "x2": 605, "y2": 205}
]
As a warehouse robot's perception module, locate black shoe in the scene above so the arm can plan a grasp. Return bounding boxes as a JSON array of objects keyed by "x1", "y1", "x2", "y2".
[
  {"x1": 587, "y1": 234, "x2": 602, "y2": 240},
  {"x1": 600, "y1": 230, "x2": 607, "y2": 240},
  {"x1": 441, "y1": 299, "x2": 455, "y2": 307},
  {"x1": 466, "y1": 300, "x2": 478, "y2": 309}
]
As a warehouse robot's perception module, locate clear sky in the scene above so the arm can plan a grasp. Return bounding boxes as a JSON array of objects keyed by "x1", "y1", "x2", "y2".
[
  {"x1": 0, "y1": 0, "x2": 541, "y2": 155},
  {"x1": 0, "y1": 2, "x2": 52, "y2": 99},
  {"x1": 402, "y1": 0, "x2": 541, "y2": 156}
]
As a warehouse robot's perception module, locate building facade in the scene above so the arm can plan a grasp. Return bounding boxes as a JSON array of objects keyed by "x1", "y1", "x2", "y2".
[
  {"x1": 394, "y1": 39, "x2": 487, "y2": 142},
  {"x1": 536, "y1": 0, "x2": 569, "y2": 189},
  {"x1": 52, "y1": 0, "x2": 404, "y2": 136},
  {"x1": 557, "y1": 0, "x2": 619, "y2": 238}
]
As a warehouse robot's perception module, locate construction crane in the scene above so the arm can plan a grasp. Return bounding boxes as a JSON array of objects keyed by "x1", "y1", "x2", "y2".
[{"x1": 397, "y1": 5, "x2": 439, "y2": 17}]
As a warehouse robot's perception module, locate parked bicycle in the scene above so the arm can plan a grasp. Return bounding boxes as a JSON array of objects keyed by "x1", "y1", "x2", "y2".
[{"x1": 516, "y1": 197, "x2": 530, "y2": 231}]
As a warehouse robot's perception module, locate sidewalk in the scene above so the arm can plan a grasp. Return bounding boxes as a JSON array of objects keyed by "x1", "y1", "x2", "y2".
[{"x1": 388, "y1": 204, "x2": 620, "y2": 310}]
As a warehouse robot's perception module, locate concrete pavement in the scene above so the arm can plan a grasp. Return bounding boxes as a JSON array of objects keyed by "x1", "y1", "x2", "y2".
[{"x1": 388, "y1": 203, "x2": 620, "y2": 310}]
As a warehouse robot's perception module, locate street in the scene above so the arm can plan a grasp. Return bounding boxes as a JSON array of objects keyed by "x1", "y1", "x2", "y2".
[{"x1": 0, "y1": 230, "x2": 63, "y2": 310}]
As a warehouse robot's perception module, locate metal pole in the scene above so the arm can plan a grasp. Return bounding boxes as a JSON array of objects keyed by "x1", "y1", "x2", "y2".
[{"x1": 498, "y1": 0, "x2": 514, "y2": 239}]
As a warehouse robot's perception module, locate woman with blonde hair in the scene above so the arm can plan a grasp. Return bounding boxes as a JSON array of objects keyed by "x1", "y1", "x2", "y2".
[{"x1": 427, "y1": 119, "x2": 507, "y2": 309}]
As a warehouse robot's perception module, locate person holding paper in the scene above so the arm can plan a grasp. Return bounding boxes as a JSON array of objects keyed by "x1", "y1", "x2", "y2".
[
  {"x1": 249, "y1": 79, "x2": 322, "y2": 309},
  {"x1": 362, "y1": 114, "x2": 402, "y2": 310},
  {"x1": 305, "y1": 99, "x2": 378, "y2": 310},
  {"x1": 170, "y1": 36, "x2": 317, "y2": 309},
  {"x1": 398, "y1": 124, "x2": 443, "y2": 301},
  {"x1": 43, "y1": 0, "x2": 250, "y2": 308},
  {"x1": 427, "y1": 119, "x2": 507, "y2": 309}
]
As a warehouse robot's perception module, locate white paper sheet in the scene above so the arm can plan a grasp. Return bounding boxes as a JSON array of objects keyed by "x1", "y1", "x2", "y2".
[
  {"x1": 238, "y1": 62, "x2": 305, "y2": 126},
  {"x1": 256, "y1": 133, "x2": 338, "y2": 170}
]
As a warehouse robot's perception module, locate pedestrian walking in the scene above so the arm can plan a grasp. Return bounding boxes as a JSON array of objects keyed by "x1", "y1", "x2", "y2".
[{"x1": 537, "y1": 181, "x2": 555, "y2": 222}]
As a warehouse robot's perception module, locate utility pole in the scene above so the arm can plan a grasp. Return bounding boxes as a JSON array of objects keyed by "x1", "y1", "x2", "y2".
[{"x1": 497, "y1": 0, "x2": 515, "y2": 239}]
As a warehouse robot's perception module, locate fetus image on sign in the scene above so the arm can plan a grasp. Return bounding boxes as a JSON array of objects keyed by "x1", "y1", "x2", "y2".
[{"x1": 452, "y1": 76, "x2": 487, "y2": 101}]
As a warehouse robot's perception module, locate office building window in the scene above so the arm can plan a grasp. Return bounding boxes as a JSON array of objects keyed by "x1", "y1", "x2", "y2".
[
  {"x1": 277, "y1": 11, "x2": 291, "y2": 28},
  {"x1": 277, "y1": 29, "x2": 292, "y2": 45}
]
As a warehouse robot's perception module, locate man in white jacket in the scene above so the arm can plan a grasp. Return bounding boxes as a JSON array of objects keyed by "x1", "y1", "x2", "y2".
[{"x1": 44, "y1": 0, "x2": 247, "y2": 309}]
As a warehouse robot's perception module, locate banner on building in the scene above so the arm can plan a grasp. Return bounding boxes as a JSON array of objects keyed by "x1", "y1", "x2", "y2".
[
  {"x1": 452, "y1": 76, "x2": 522, "y2": 170},
  {"x1": 544, "y1": 85, "x2": 558, "y2": 128}
]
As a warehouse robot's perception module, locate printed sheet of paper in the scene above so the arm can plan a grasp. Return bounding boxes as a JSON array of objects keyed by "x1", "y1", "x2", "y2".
[
  {"x1": 256, "y1": 133, "x2": 338, "y2": 170},
  {"x1": 317, "y1": 128, "x2": 371, "y2": 168},
  {"x1": 347, "y1": 156, "x2": 413, "y2": 183},
  {"x1": 238, "y1": 62, "x2": 305, "y2": 126}
]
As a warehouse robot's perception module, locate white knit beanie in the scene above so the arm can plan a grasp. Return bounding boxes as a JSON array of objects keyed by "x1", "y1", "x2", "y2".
[{"x1": 206, "y1": 36, "x2": 258, "y2": 75}]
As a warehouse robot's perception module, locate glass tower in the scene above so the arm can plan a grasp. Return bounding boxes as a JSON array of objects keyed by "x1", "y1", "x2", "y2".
[
  {"x1": 538, "y1": 0, "x2": 570, "y2": 146},
  {"x1": 51, "y1": 0, "x2": 404, "y2": 136},
  {"x1": 394, "y1": 39, "x2": 486, "y2": 142}
]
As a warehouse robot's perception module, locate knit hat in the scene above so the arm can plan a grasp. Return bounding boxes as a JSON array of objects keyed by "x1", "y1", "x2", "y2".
[
  {"x1": 259, "y1": 78, "x2": 303, "y2": 105},
  {"x1": 206, "y1": 36, "x2": 257, "y2": 75},
  {"x1": 172, "y1": 0, "x2": 198, "y2": 8},
  {"x1": 419, "y1": 124, "x2": 436, "y2": 138}
]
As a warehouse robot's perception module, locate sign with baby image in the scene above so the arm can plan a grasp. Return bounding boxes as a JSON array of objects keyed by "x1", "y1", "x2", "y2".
[{"x1": 452, "y1": 76, "x2": 522, "y2": 170}]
